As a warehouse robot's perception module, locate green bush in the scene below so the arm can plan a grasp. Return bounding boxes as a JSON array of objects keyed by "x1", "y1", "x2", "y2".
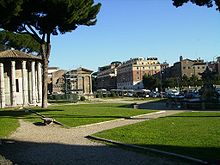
[
  {"x1": 48, "y1": 93, "x2": 78, "y2": 103},
  {"x1": 80, "y1": 96, "x2": 86, "y2": 101},
  {"x1": 96, "y1": 93, "x2": 103, "y2": 98}
]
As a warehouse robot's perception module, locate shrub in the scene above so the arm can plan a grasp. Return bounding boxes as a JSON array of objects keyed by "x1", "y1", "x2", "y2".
[
  {"x1": 80, "y1": 96, "x2": 86, "y2": 101},
  {"x1": 48, "y1": 93, "x2": 78, "y2": 103}
]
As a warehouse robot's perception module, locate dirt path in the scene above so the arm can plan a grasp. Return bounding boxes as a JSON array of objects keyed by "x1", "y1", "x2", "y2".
[{"x1": 1, "y1": 110, "x2": 188, "y2": 165}]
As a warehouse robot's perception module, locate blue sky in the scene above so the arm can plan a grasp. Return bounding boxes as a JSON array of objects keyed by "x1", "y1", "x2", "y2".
[{"x1": 50, "y1": 0, "x2": 220, "y2": 72}]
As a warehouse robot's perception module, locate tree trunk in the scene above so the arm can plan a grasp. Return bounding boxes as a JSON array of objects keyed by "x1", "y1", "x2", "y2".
[
  {"x1": 41, "y1": 41, "x2": 51, "y2": 108},
  {"x1": 42, "y1": 56, "x2": 48, "y2": 108}
]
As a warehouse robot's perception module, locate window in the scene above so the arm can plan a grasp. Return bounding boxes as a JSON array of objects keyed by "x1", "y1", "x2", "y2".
[
  {"x1": 188, "y1": 67, "x2": 191, "y2": 69},
  {"x1": 183, "y1": 67, "x2": 186, "y2": 69},
  {"x1": 198, "y1": 66, "x2": 200, "y2": 69},
  {"x1": 137, "y1": 67, "x2": 139, "y2": 69},
  {"x1": 16, "y1": 79, "x2": 19, "y2": 92}
]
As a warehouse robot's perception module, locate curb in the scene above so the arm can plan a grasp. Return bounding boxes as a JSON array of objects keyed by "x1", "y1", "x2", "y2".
[{"x1": 86, "y1": 135, "x2": 208, "y2": 165}]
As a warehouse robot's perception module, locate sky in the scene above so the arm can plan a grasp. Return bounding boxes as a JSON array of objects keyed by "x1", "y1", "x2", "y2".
[{"x1": 49, "y1": 0, "x2": 220, "y2": 72}]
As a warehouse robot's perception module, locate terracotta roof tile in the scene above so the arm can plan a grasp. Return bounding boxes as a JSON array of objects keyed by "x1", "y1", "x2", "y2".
[{"x1": 0, "y1": 50, "x2": 42, "y2": 60}]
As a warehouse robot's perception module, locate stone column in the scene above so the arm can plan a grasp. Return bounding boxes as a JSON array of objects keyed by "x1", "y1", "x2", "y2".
[
  {"x1": 37, "y1": 62, "x2": 42, "y2": 104},
  {"x1": 11, "y1": 61, "x2": 16, "y2": 106},
  {"x1": 31, "y1": 61, "x2": 36, "y2": 104},
  {"x1": 89, "y1": 75, "x2": 93, "y2": 94},
  {"x1": 0, "y1": 63, "x2": 5, "y2": 108},
  {"x1": 22, "y1": 61, "x2": 28, "y2": 105}
]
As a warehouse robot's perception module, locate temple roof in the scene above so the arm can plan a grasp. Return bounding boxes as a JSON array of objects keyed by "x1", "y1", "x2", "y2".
[{"x1": 0, "y1": 50, "x2": 42, "y2": 60}]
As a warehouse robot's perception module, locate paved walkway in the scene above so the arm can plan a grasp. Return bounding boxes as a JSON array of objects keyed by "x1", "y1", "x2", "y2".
[{"x1": 0, "y1": 110, "x2": 188, "y2": 165}]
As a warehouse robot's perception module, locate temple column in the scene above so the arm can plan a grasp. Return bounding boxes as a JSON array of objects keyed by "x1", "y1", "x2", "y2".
[
  {"x1": 22, "y1": 61, "x2": 28, "y2": 105},
  {"x1": 31, "y1": 61, "x2": 36, "y2": 104},
  {"x1": 11, "y1": 61, "x2": 16, "y2": 106},
  {"x1": 37, "y1": 62, "x2": 42, "y2": 104},
  {"x1": 89, "y1": 75, "x2": 93, "y2": 94},
  {"x1": 0, "y1": 63, "x2": 5, "y2": 108}
]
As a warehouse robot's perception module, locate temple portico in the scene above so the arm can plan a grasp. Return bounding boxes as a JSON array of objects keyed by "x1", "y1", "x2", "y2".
[{"x1": 0, "y1": 50, "x2": 42, "y2": 108}]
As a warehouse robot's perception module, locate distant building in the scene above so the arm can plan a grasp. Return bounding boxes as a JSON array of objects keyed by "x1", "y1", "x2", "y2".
[
  {"x1": 65, "y1": 67, "x2": 93, "y2": 95},
  {"x1": 47, "y1": 67, "x2": 65, "y2": 94},
  {"x1": 0, "y1": 50, "x2": 42, "y2": 108},
  {"x1": 208, "y1": 56, "x2": 220, "y2": 74},
  {"x1": 169, "y1": 57, "x2": 206, "y2": 79},
  {"x1": 96, "y1": 61, "x2": 121, "y2": 90},
  {"x1": 117, "y1": 57, "x2": 161, "y2": 90}
]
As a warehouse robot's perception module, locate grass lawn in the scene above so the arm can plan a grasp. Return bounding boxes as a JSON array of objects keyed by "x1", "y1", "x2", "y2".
[
  {"x1": 0, "y1": 103, "x2": 155, "y2": 133},
  {"x1": 28, "y1": 103, "x2": 155, "y2": 127},
  {"x1": 94, "y1": 111, "x2": 220, "y2": 163},
  {"x1": 0, "y1": 108, "x2": 21, "y2": 138}
]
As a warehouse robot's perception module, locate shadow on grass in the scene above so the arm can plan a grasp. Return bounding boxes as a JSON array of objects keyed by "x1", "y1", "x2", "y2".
[
  {"x1": 0, "y1": 109, "x2": 63, "y2": 119},
  {"x1": 137, "y1": 100, "x2": 179, "y2": 110},
  {"x1": 0, "y1": 139, "x2": 214, "y2": 165},
  {"x1": 164, "y1": 115, "x2": 220, "y2": 118},
  {"x1": 136, "y1": 144, "x2": 220, "y2": 164}
]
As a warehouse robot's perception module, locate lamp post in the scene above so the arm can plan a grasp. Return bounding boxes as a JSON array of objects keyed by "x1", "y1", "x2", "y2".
[{"x1": 160, "y1": 70, "x2": 164, "y2": 98}]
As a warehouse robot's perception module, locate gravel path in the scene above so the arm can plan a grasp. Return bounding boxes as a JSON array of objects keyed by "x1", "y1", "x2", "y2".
[{"x1": 0, "y1": 110, "x2": 189, "y2": 165}]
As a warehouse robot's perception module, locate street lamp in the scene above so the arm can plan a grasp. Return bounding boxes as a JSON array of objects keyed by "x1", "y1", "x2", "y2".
[{"x1": 160, "y1": 70, "x2": 164, "y2": 98}]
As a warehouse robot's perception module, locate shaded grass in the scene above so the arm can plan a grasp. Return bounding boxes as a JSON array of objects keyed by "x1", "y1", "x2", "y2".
[
  {"x1": 28, "y1": 103, "x2": 155, "y2": 127},
  {"x1": 0, "y1": 103, "x2": 155, "y2": 129},
  {"x1": 94, "y1": 112, "x2": 220, "y2": 163}
]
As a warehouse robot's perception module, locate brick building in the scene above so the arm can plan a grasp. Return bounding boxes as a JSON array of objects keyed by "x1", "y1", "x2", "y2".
[
  {"x1": 48, "y1": 67, "x2": 65, "y2": 94},
  {"x1": 117, "y1": 57, "x2": 160, "y2": 90},
  {"x1": 96, "y1": 61, "x2": 121, "y2": 90},
  {"x1": 168, "y1": 56, "x2": 206, "y2": 79}
]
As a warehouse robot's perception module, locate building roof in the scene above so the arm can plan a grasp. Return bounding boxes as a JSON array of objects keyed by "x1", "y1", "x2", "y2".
[
  {"x1": 77, "y1": 67, "x2": 93, "y2": 73},
  {"x1": 0, "y1": 50, "x2": 42, "y2": 60},
  {"x1": 66, "y1": 67, "x2": 93, "y2": 74}
]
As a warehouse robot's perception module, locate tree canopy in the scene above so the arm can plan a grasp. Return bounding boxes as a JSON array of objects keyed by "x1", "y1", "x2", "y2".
[
  {"x1": 172, "y1": 0, "x2": 220, "y2": 12},
  {"x1": 0, "y1": 30, "x2": 40, "y2": 53},
  {"x1": 0, "y1": 0, "x2": 101, "y2": 44},
  {"x1": 0, "y1": 0, "x2": 101, "y2": 108},
  {"x1": 143, "y1": 74, "x2": 160, "y2": 91}
]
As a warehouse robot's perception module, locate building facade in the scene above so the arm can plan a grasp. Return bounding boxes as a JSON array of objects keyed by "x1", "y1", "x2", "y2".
[
  {"x1": 169, "y1": 56, "x2": 206, "y2": 79},
  {"x1": 208, "y1": 56, "x2": 220, "y2": 74},
  {"x1": 117, "y1": 57, "x2": 161, "y2": 90},
  {"x1": 48, "y1": 67, "x2": 65, "y2": 94},
  {"x1": 96, "y1": 61, "x2": 121, "y2": 90},
  {"x1": 0, "y1": 50, "x2": 42, "y2": 108},
  {"x1": 65, "y1": 67, "x2": 93, "y2": 95}
]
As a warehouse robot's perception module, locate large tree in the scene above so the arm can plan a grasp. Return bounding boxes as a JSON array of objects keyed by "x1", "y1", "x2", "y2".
[
  {"x1": 0, "y1": 0, "x2": 101, "y2": 108},
  {"x1": 143, "y1": 74, "x2": 160, "y2": 91},
  {"x1": 0, "y1": 30, "x2": 40, "y2": 53},
  {"x1": 172, "y1": 0, "x2": 220, "y2": 12}
]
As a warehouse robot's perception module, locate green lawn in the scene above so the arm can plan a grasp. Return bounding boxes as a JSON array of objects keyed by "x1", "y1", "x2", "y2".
[
  {"x1": 0, "y1": 103, "x2": 154, "y2": 136},
  {"x1": 0, "y1": 109, "x2": 22, "y2": 138},
  {"x1": 94, "y1": 111, "x2": 220, "y2": 162},
  {"x1": 29, "y1": 103, "x2": 155, "y2": 127}
]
